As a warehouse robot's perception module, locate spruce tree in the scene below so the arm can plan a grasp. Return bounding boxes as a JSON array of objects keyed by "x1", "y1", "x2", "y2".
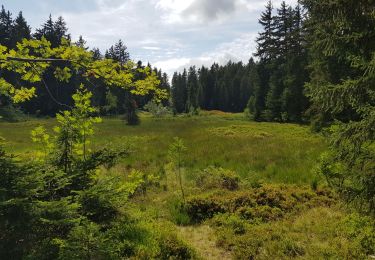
[
  {"x1": 0, "y1": 6, "x2": 12, "y2": 47},
  {"x1": 34, "y1": 15, "x2": 70, "y2": 47},
  {"x1": 54, "y1": 16, "x2": 71, "y2": 44},
  {"x1": 186, "y1": 66, "x2": 199, "y2": 113},
  {"x1": 106, "y1": 39, "x2": 130, "y2": 66},
  {"x1": 75, "y1": 35, "x2": 88, "y2": 50},
  {"x1": 304, "y1": 0, "x2": 375, "y2": 213},
  {"x1": 255, "y1": 0, "x2": 276, "y2": 62},
  {"x1": 11, "y1": 11, "x2": 31, "y2": 48}
]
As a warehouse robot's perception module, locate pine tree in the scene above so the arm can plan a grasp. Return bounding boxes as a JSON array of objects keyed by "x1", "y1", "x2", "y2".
[
  {"x1": 34, "y1": 15, "x2": 70, "y2": 47},
  {"x1": 0, "y1": 5, "x2": 12, "y2": 47},
  {"x1": 252, "y1": 1, "x2": 277, "y2": 120},
  {"x1": 255, "y1": 1, "x2": 276, "y2": 62},
  {"x1": 10, "y1": 11, "x2": 31, "y2": 47},
  {"x1": 34, "y1": 15, "x2": 55, "y2": 45},
  {"x1": 171, "y1": 72, "x2": 179, "y2": 113},
  {"x1": 171, "y1": 71, "x2": 187, "y2": 113},
  {"x1": 54, "y1": 16, "x2": 71, "y2": 44},
  {"x1": 186, "y1": 66, "x2": 199, "y2": 113},
  {"x1": 92, "y1": 48, "x2": 102, "y2": 60},
  {"x1": 105, "y1": 40, "x2": 134, "y2": 122},
  {"x1": 160, "y1": 72, "x2": 170, "y2": 106},
  {"x1": 304, "y1": 0, "x2": 375, "y2": 213},
  {"x1": 75, "y1": 35, "x2": 88, "y2": 50},
  {"x1": 106, "y1": 39, "x2": 130, "y2": 67}
]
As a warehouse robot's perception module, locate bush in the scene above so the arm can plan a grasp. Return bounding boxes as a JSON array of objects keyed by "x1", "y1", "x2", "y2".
[
  {"x1": 185, "y1": 193, "x2": 226, "y2": 224},
  {"x1": 144, "y1": 100, "x2": 172, "y2": 118},
  {"x1": 340, "y1": 213, "x2": 375, "y2": 257},
  {"x1": 183, "y1": 185, "x2": 336, "y2": 223},
  {"x1": 196, "y1": 166, "x2": 239, "y2": 191},
  {"x1": 211, "y1": 213, "x2": 247, "y2": 235},
  {"x1": 237, "y1": 205, "x2": 284, "y2": 222},
  {"x1": 59, "y1": 217, "x2": 154, "y2": 259},
  {"x1": 157, "y1": 233, "x2": 197, "y2": 260},
  {"x1": 232, "y1": 233, "x2": 265, "y2": 259},
  {"x1": 0, "y1": 105, "x2": 26, "y2": 122},
  {"x1": 212, "y1": 206, "x2": 374, "y2": 260}
]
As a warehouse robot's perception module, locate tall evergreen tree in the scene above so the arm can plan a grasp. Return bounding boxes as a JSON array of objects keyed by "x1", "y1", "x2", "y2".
[
  {"x1": 171, "y1": 70, "x2": 187, "y2": 113},
  {"x1": 75, "y1": 35, "x2": 88, "y2": 50},
  {"x1": 34, "y1": 15, "x2": 70, "y2": 47},
  {"x1": 304, "y1": 0, "x2": 375, "y2": 212},
  {"x1": 105, "y1": 39, "x2": 130, "y2": 66},
  {"x1": 0, "y1": 5, "x2": 12, "y2": 47},
  {"x1": 255, "y1": 1, "x2": 276, "y2": 62},
  {"x1": 247, "y1": 1, "x2": 309, "y2": 122},
  {"x1": 11, "y1": 11, "x2": 31, "y2": 47},
  {"x1": 186, "y1": 66, "x2": 199, "y2": 113},
  {"x1": 92, "y1": 48, "x2": 102, "y2": 60},
  {"x1": 53, "y1": 16, "x2": 71, "y2": 44}
]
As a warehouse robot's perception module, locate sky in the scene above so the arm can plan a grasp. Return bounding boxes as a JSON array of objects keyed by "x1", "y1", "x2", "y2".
[{"x1": 1, "y1": 0, "x2": 297, "y2": 77}]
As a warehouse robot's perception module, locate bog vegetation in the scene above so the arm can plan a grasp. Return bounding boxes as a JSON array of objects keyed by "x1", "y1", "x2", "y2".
[{"x1": 0, "y1": 0, "x2": 374, "y2": 259}]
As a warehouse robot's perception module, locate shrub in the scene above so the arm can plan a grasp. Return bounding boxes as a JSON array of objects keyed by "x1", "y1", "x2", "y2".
[
  {"x1": 144, "y1": 100, "x2": 172, "y2": 118},
  {"x1": 340, "y1": 213, "x2": 375, "y2": 257},
  {"x1": 233, "y1": 233, "x2": 265, "y2": 260},
  {"x1": 237, "y1": 205, "x2": 284, "y2": 222},
  {"x1": 59, "y1": 217, "x2": 154, "y2": 259},
  {"x1": 183, "y1": 185, "x2": 336, "y2": 223},
  {"x1": 185, "y1": 193, "x2": 226, "y2": 223},
  {"x1": 211, "y1": 213, "x2": 247, "y2": 235},
  {"x1": 157, "y1": 233, "x2": 197, "y2": 260},
  {"x1": 0, "y1": 105, "x2": 26, "y2": 122},
  {"x1": 196, "y1": 166, "x2": 239, "y2": 191}
]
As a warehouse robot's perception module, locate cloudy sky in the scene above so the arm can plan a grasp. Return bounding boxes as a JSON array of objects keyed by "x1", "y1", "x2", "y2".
[{"x1": 2, "y1": 0, "x2": 297, "y2": 77}]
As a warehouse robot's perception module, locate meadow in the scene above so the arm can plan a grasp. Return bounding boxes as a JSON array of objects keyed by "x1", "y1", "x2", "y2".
[
  {"x1": 1, "y1": 111, "x2": 325, "y2": 184},
  {"x1": 1, "y1": 112, "x2": 373, "y2": 259}
]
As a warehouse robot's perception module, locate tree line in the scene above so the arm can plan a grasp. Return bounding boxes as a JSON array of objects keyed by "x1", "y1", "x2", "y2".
[
  {"x1": 0, "y1": 6, "x2": 170, "y2": 123},
  {"x1": 171, "y1": 60, "x2": 256, "y2": 113},
  {"x1": 172, "y1": 1, "x2": 308, "y2": 122}
]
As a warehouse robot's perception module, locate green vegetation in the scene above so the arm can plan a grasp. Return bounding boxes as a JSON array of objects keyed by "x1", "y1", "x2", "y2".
[
  {"x1": 0, "y1": 0, "x2": 374, "y2": 258},
  {"x1": 1, "y1": 113, "x2": 374, "y2": 259},
  {"x1": 0, "y1": 113, "x2": 325, "y2": 184}
]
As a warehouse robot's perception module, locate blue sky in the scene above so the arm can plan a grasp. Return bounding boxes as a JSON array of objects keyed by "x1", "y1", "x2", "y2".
[{"x1": 1, "y1": 0, "x2": 297, "y2": 76}]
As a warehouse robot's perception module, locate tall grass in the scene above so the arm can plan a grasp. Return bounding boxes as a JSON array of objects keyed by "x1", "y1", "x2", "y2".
[{"x1": 0, "y1": 112, "x2": 326, "y2": 184}]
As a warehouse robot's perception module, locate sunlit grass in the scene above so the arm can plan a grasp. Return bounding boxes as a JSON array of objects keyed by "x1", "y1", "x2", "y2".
[
  {"x1": 0, "y1": 112, "x2": 326, "y2": 184},
  {"x1": 2, "y1": 113, "x2": 372, "y2": 259}
]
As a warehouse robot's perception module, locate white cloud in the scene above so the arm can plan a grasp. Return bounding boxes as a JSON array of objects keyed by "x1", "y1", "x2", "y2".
[
  {"x1": 154, "y1": 32, "x2": 257, "y2": 77},
  {"x1": 155, "y1": 0, "x2": 194, "y2": 23},
  {"x1": 154, "y1": 57, "x2": 191, "y2": 72},
  {"x1": 48, "y1": 0, "x2": 299, "y2": 78},
  {"x1": 142, "y1": 46, "x2": 162, "y2": 50}
]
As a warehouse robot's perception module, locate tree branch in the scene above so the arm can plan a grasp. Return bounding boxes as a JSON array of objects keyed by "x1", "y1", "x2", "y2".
[{"x1": 6, "y1": 57, "x2": 70, "y2": 63}]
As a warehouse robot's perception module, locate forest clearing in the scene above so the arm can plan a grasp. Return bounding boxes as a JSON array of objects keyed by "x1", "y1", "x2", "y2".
[
  {"x1": 0, "y1": 0, "x2": 374, "y2": 259},
  {"x1": 1, "y1": 113, "x2": 373, "y2": 259}
]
